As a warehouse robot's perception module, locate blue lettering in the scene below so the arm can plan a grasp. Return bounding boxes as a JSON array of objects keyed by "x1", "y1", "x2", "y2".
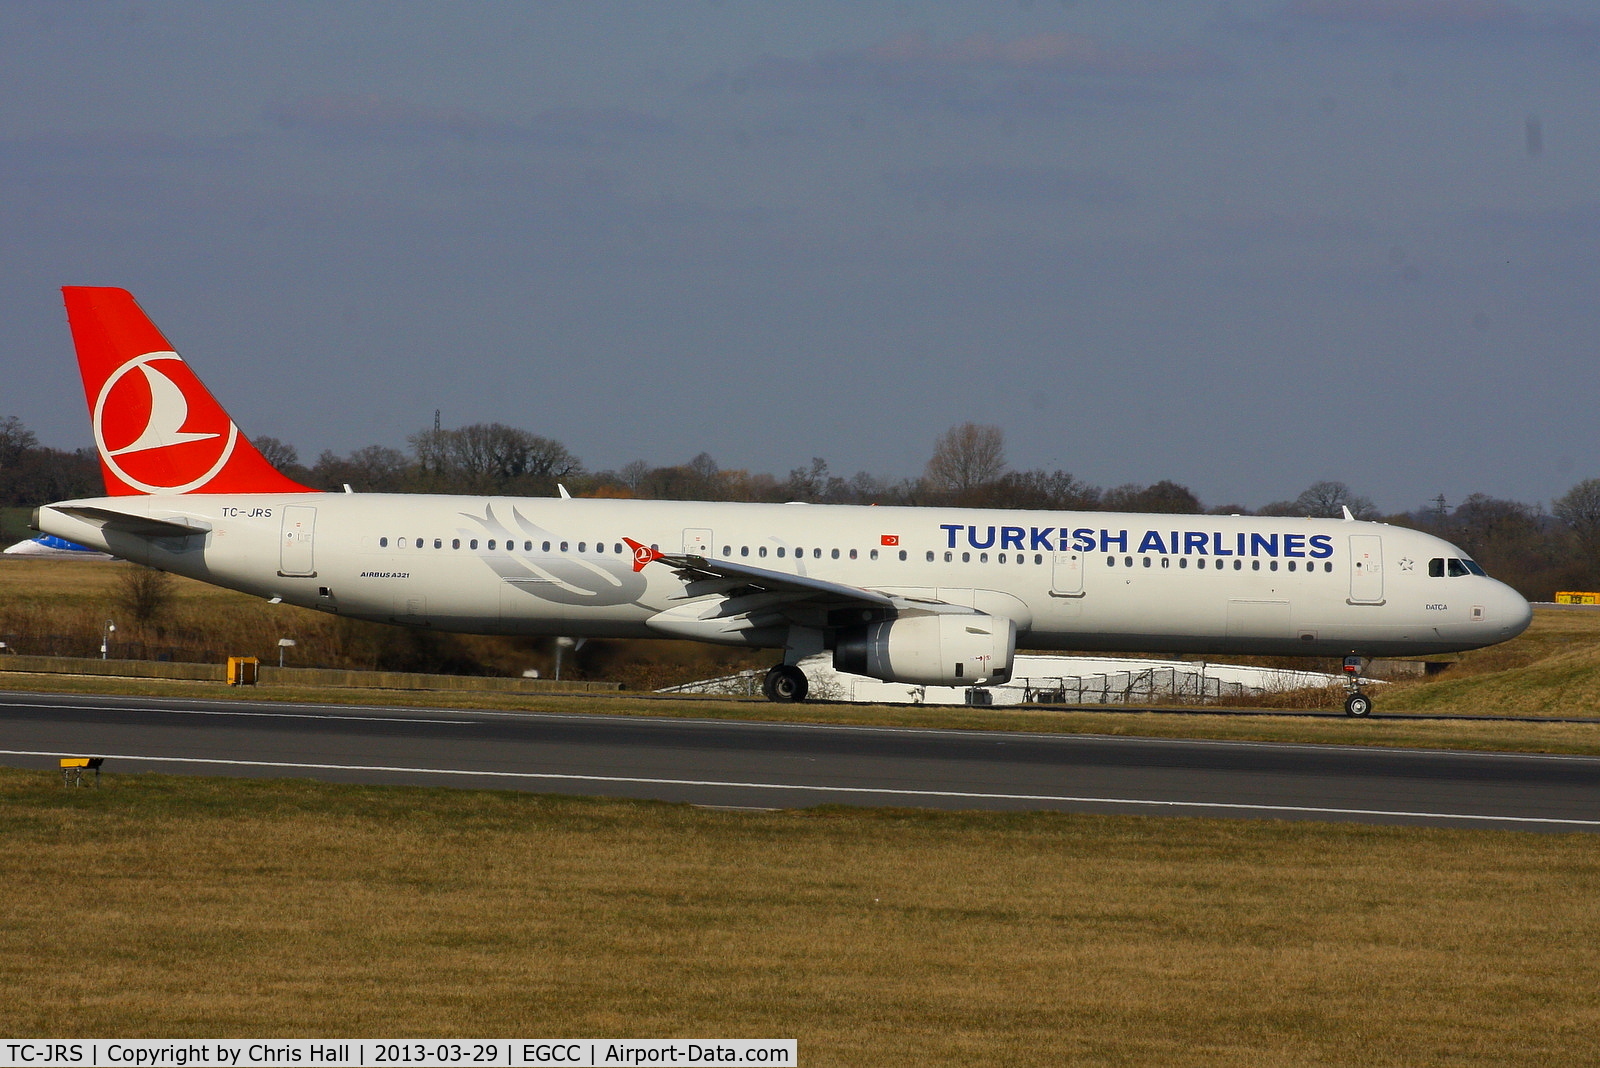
[
  {"x1": 1212, "y1": 531, "x2": 1234, "y2": 556},
  {"x1": 1284, "y1": 533, "x2": 1307, "y2": 558},
  {"x1": 1138, "y1": 530, "x2": 1168, "y2": 554},
  {"x1": 968, "y1": 525, "x2": 996, "y2": 549},
  {"x1": 1071, "y1": 527, "x2": 1096, "y2": 552},
  {"x1": 1030, "y1": 527, "x2": 1055, "y2": 551},
  {"x1": 940, "y1": 524, "x2": 962, "y2": 549},
  {"x1": 1000, "y1": 526, "x2": 1025, "y2": 550},
  {"x1": 1250, "y1": 532, "x2": 1279, "y2": 558},
  {"x1": 1100, "y1": 529, "x2": 1129, "y2": 553},
  {"x1": 1309, "y1": 534, "x2": 1334, "y2": 559},
  {"x1": 1184, "y1": 531, "x2": 1209, "y2": 555},
  {"x1": 1236, "y1": 532, "x2": 1247, "y2": 557}
]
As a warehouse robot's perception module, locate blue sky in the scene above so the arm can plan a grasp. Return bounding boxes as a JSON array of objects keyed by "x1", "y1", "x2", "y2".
[{"x1": 3, "y1": 1, "x2": 1597, "y2": 511}]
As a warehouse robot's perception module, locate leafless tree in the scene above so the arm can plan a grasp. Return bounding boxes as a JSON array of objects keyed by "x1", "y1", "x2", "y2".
[
  {"x1": 1553, "y1": 478, "x2": 1600, "y2": 557},
  {"x1": 0, "y1": 415, "x2": 38, "y2": 469},
  {"x1": 252, "y1": 435, "x2": 299, "y2": 471},
  {"x1": 117, "y1": 565, "x2": 176, "y2": 624},
  {"x1": 1103, "y1": 480, "x2": 1201, "y2": 514},
  {"x1": 1292, "y1": 480, "x2": 1379, "y2": 520},
  {"x1": 924, "y1": 423, "x2": 1007, "y2": 496},
  {"x1": 312, "y1": 445, "x2": 411, "y2": 491},
  {"x1": 407, "y1": 423, "x2": 581, "y2": 494}
]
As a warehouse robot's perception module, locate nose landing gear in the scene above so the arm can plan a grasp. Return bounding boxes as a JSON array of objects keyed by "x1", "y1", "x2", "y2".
[{"x1": 1341, "y1": 655, "x2": 1373, "y2": 717}]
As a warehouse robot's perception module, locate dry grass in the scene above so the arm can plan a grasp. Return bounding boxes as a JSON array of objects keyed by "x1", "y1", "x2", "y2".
[
  {"x1": 1, "y1": 768, "x2": 1596, "y2": 1065},
  {"x1": 0, "y1": 558, "x2": 763, "y2": 683}
]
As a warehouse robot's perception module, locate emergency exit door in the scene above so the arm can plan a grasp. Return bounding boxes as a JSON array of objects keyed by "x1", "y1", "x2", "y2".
[
  {"x1": 279, "y1": 506, "x2": 317, "y2": 577},
  {"x1": 1348, "y1": 534, "x2": 1384, "y2": 604}
]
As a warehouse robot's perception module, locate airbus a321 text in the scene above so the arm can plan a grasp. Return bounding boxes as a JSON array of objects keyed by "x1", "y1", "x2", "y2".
[{"x1": 34, "y1": 287, "x2": 1533, "y2": 715}]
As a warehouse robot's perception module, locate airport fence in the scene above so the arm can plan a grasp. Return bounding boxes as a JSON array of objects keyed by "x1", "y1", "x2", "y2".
[{"x1": 0, "y1": 632, "x2": 222, "y2": 662}]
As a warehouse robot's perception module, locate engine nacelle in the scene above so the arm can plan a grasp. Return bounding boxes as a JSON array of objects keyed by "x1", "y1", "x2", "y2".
[{"x1": 833, "y1": 613, "x2": 1016, "y2": 687}]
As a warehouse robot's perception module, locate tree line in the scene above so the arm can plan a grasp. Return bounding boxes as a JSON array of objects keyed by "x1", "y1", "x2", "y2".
[{"x1": 4, "y1": 415, "x2": 1597, "y2": 599}]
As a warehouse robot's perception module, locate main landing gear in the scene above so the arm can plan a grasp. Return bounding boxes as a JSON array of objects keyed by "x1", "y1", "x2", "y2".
[
  {"x1": 1341, "y1": 655, "x2": 1373, "y2": 717},
  {"x1": 762, "y1": 663, "x2": 809, "y2": 703}
]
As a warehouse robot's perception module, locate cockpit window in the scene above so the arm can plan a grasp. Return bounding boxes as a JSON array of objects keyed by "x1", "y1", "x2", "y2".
[
  {"x1": 1447, "y1": 558, "x2": 1471, "y2": 577},
  {"x1": 1428, "y1": 558, "x2": 1444, "y2": 578},
  {"x1": 1464, "y1": 559, "x2": 1486, "y2": 577}
]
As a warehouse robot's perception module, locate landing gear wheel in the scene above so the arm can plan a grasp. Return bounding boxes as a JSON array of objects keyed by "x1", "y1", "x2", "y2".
[
  {"x1": 1344, "y1": 692, "x2": 1373, "y2": 718},
  {"x1": 762, "y1": 664, "x2": 809, "y2": 703}
]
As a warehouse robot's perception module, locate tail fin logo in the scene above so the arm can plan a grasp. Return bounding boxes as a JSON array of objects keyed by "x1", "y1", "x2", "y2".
[{"x1": 92, "y1": 351, "x2": 240, "y2": 494}]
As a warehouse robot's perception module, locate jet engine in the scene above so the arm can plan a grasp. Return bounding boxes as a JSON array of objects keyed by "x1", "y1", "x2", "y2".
[{"x1": 833, "y1": 613, "x2": 1015, "y2": 687}]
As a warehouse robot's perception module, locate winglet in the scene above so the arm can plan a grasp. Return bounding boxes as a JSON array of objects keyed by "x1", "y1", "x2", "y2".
[
  {"x1": 624, "y1": 537, "x2": 663, "y2": 573},
  {"x1": 63, "y1": 286, "x2": 316, "y2": 496}
]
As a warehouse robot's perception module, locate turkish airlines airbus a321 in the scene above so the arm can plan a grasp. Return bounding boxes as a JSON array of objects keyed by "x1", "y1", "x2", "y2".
[{"x1": 33, "y1": 287, "x2": 1532, "y2": 715}]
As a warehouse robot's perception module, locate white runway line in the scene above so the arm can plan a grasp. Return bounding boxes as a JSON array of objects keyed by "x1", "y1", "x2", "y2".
[{"x1": 3, "y1": 748, "x2": 1595, "y2": 828}]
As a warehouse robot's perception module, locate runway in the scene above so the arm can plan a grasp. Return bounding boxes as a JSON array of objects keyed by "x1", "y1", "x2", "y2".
[{"x1": 3, "y1": 689, "x2": 1598, "y2": 831}]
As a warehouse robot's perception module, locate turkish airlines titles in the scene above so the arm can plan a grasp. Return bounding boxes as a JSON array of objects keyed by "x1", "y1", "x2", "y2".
[{"x1": 939, "y1": 524, "x2": 1337, "y2": 559}]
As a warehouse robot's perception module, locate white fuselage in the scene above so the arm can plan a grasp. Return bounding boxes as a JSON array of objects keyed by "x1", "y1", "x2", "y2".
[{"x1": 38, "y1": 492, "x2": 1533, "y2": 659}]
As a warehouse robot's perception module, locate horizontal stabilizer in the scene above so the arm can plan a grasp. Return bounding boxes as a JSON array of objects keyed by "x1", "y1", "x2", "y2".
[{"x1": 52, "y1": 505, "x2": 211, "y2": 539}]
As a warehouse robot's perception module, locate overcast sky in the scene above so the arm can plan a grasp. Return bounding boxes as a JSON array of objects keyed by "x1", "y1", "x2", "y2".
[{"x1": 3, "y1": 1, "x2": 1597, "y2": 512}]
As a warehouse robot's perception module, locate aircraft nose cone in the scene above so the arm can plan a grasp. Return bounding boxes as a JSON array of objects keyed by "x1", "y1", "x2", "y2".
[{"x1": 1498, "y1": 583, "x2": 1533, "y2": 639}]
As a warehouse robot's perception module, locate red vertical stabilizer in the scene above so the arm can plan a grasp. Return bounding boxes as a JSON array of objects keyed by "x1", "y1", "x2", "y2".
[{"x1": 62, "y1": 286, "x2": 316, "y2": 496}]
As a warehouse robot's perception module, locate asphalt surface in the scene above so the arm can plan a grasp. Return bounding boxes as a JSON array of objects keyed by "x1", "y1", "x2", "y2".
[{"x1": 2, "y1": 689, "x2": 1598, "y2": 832}]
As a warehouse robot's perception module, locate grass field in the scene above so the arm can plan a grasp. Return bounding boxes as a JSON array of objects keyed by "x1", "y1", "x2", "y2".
[{"x1": 2, "y1": 768, "x2": 1596, "y2": 1064}]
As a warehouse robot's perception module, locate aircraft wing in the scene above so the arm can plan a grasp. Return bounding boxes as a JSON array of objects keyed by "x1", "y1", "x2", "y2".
[
  {"x1": 651, "y1": 551, "x2": 896, "y2": 608},
  {"x1": 625, "y1": 538, "x2": 972, "y2": 617}
]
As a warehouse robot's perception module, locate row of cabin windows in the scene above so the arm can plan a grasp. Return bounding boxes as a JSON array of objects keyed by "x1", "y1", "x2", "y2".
[
  {"x1": 373, "y1": 537, "x2": 1343, "y2": 574},
  {"x1": 1107, "y1": 555, "x2": 1335, "y2": 573},
  {"x1": 1430, "y1": 557, "x2": 1486, "y2": 577},
  {"x1": 724, "y1": 544, "x2": 883, "y2": 560},
  {"x1": 378, "y1": 536, "x2": 625, "y2": 554}
]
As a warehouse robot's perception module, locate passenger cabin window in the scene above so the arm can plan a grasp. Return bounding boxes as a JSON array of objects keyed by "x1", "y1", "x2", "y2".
[{"x1": 379, "y1": 537, "x2": 388, "y2": 547}]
